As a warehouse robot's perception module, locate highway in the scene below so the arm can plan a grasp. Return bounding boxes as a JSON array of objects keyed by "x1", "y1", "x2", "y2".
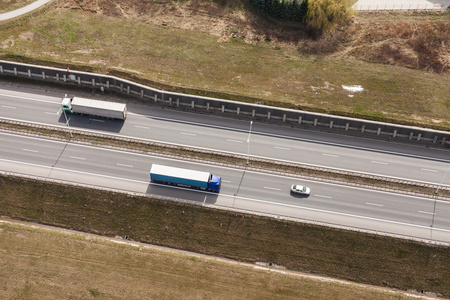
[
  {"x1": 1, "y1": 131, "x2": 449, "y2": 243},
  {"x1": 1, "y1": 86, "x2": 449, "y2": 188}
]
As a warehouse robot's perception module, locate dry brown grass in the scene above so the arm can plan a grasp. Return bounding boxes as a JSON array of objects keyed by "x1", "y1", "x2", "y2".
[{"x1": 0, "y1": 221, "x2": 426, "y2": 299}]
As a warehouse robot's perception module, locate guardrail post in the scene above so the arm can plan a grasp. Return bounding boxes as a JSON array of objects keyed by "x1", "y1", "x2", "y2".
[
  {"x1": 120, "y1": 84, "x2": 123, "y2": 92},
  {"x1": 141, "y1": 90, "x2": 144, "y2": 97},
  {"x1": 42, "y1": 71, "x2": 45, "y2": 79},
  {"x1": 176, "y1": 98, "x2": 180, "y2": 107},
  {"x1": 433, "y1": 136, "x2": 438, "y2": 144},
  {"x1": 63, "y1": 74, "x2": 67, "y2": 82},
  {"x1": 191, "y1": 100, "x2": 195, "y2": 108},
  {"x1": 0, "y1": 65, "x2": 3, "y2": 73},
  {"x1": 127, "y1": 86, "x2": 130, "y2": 93},
  {"x1": 298, "y1": 116, "x2": 302, "y2": 124},
  {"x1": 314, "y1": 118, "x2": 317, "y2": 126},
  {"x1": 252, "y1": 109, "x2": 255, "y2": 117},
  {"x1": 92, "y1": 78, "x2": 95, "y2": 86},
  {"x1": 409, "y1": 132, "x2": 414, "y2": 140},
  {"x1": 56, "y1": 73, "x2": 59, "y2": 81},
  {"x1": 442, "y1": 137, "x2": 446, "y2": 145},
  {"x1": 237, "y1": 107, "x2": 240, "y2": 115},
  {"x1": 221, "y1": 105, "x2": 225, "y2": 113},
  {"x1": 28, "y1": 70, "x2": 31, "y2": 77},
  {"x1": 14, "y1": 67, "x2": 17, "y2": 75},
  {"x1": 154, "y1": 94, "x2": 157, "y2": 102},
  {"x1": 206, "y1": 103, "x2": 209, "y2": 110},
  {"x1": 329, "y1": 120, "x2": 333, "y2": 128},
  {"x1": 393, "y1": 130, "x2": 397, "y2": 138},
  {"x1": 77, "y1": 77, "x2": 81, "y2": 84},
  {"x1": 417, "y1": 133, "x2": 422, "y2": 141},
  {"x1": 106, "y1": 81, "x2": 110, "y2": 88},
  {"x1": 377, "y1": 128, "x2": 381, "y2": 135},
  {"x1": 361, "y1": 125, "x2": 365, "y2": 133},
  {"x1": 345, "y1": 123, "x2": 349, "y2": 130},
  {"x1": 282, "y1": 114, "x2": 286, "y2": 121},
  {"x1": 169, "y1": 97, "x2": 172, "y2": 105}
]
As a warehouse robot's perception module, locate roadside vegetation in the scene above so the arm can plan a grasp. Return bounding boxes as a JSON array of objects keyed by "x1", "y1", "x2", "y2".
[
  {"x1": 0, "y1": 175, "x2": 449, "y2": 298},
  {"x1": 0, "y1": 0, "x2": 448, "y2": 130}
]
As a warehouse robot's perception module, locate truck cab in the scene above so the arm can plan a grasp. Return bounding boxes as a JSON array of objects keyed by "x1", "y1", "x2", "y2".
[{"x1": 61, "y1": 96, "x2": 73, "y2": 113}]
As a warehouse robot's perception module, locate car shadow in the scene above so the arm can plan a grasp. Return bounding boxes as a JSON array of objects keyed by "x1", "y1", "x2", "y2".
[{"x1": 290, "y1": 191, "x2": 310, "y2": 198}]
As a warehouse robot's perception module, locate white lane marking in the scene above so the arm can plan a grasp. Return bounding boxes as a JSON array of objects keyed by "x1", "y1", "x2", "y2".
[
  {"x1": 227, "y1": 139, "x2": 243, "y2": 143},
  {"x1": 421, "y1": 168, "x2": 438, "y2": 173},
  {"x1": 222, "y1": 180, "x2": 231, "y2": 183},
  {"x1": 275, "y1": 146, "x2": 291, "y2": 150},
  {"x1": 418, "y1": 211, "x2": 435, "y2": 215},
  {"x1": 69, "y1": 156, "x2": 86, "y2": 160},
  {"x1": 366, "y1": 202, "x2": 384, "y2": 207},
  {"x1": 134, "y1": 125, "x2": 150, "y2": 129},
  {"x1": 371, "y1": 161, "x2": 388, "y2": 165},
  {"x1": 90, "y1": 119, "x2": 105, "y2": 123},
  {"x1": 1, "y1": 105, "x2": 16, "y2": 109},
  {"x1": 22, "y1": 148, "x2": 38, "y2": 153},
  {"x1": 0, "y1": 93, "x2": 58, "y2": 104},
  {"x1": 117, "y1": 163, "x2": 133, "y2": 168},
  {"x1": 322, "y1": 153, "x2": 339, "y2": 157},
  {"x1": 264, "y1": 186, "x2": 281, "y2": 191},
  {"x1": 45, "y1": 112, "x2": 58, "y2": 115},
  {"x1": 180, "y1": 132, "x2": 196, "y2": 136},
  {"x1": 316, "y1": 195, "x2": 332, "y2": 199}
]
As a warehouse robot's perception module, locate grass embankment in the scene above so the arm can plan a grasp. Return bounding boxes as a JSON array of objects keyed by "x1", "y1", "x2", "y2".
[
  {"x1": 1, "y1": 175, "x2": 449, "y2": 298},
  {"x1": 0, "y1": 222, "x2": 427, "y2": 300},
  {"x1": 0, "y1": 2, "x2": 449, "y2": 129}
]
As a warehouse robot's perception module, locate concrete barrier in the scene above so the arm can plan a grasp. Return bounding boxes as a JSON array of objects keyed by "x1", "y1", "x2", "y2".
[{"x1": 1, "y1": 60, "x2": 449, "y2": 147}]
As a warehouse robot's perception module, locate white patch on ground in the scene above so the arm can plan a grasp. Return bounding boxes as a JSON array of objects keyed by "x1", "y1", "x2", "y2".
[{"x1": 342, "y1": 85, "x2": 364, "y2": 92}]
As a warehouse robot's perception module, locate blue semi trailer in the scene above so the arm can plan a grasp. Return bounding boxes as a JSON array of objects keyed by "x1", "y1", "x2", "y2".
[{"x1": 150, "y1": 164, "x2": 221, "y2": 193}]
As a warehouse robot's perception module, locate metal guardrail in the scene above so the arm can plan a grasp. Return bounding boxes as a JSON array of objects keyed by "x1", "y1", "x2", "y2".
[{"x1": 0, "y1": 60, "x2": 449, "y2": 147}]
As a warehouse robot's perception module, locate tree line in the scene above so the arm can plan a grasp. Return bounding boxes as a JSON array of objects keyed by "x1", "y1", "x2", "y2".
[{"x1": 249, "y1": 0, "x2": 357, "y2": 32}]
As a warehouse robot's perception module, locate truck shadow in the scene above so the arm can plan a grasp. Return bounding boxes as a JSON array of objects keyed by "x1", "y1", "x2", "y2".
[
  {"x1": 146, "y1": 183, "x2": 219, "y2": 204},
  {"x1": 58, "y1": 114, "x2": 125, "y2": 133}
]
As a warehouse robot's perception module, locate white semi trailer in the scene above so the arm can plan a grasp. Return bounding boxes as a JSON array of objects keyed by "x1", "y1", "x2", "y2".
[{"x1": 61, "y1": 95, "x2": 127, "y2": 120}]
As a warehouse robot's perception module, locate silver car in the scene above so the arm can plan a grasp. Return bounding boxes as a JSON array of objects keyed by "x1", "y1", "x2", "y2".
[{"x1": 290, "y1": 184, "x2": 311, "y2": 195}]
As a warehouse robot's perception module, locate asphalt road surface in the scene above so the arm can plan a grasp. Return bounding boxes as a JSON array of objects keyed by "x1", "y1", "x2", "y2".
[
  {"x1": 1, "y1": 131, "x2": 449, "y2": 243},
  {"x1": 1, "y1": 86, "x2": 449, "y2": 188}
]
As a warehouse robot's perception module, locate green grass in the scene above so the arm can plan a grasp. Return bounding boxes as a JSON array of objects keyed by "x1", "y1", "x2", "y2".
[
  {"x1": 1, "y1": 174, "x2": 449, "y2": 298},
  {"x1": 0, "y1": 7, "x2": 449, "y2": 129}
]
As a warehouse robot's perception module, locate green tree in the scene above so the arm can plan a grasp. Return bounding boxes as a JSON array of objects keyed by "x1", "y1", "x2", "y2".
[{"x1": 304, "y1": 0, "x2": 356, "y2": 33}]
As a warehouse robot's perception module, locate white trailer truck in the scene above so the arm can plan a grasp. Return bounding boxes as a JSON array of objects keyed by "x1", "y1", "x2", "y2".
[
  {"x1": 150, "y1": 164, "x2": 221, "y2": 193},
  {"x1": 61, "y1": 96, "x2": 127, "y2": 120}
]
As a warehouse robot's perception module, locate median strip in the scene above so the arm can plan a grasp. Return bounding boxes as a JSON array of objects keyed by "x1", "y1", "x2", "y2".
[{"x1": 0, "y1": 118, "x2": 449, "y2": 200}]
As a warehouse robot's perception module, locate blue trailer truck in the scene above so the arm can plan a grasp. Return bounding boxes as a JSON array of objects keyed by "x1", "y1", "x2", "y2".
[{"x1": 150, "y1": 164, "x2": 221, "y2": 193}]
